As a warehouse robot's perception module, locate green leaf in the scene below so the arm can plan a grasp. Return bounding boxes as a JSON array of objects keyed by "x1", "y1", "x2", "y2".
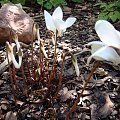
[
  {"x1": 99, "y1": 3, "x2": 107, "y2": 9},
  {"x1": 115, "y1": 11, "x2": 120, "y2": 19},
  {"x1": 37, "y1": 0, "x2": 43, "y2": 5},
  {"x1": 98, "y1": 12, "x2": 109, "y2": 20},
  {"x1": 0, "y1": 0, "x2": 10, "y2": 4},
  {"x1": 106, "y1": 3, "x2": 114, "y2": 10},
  {"x1": 72, "y1": 0, "x2": 82, "y2": 3},
  {"x1": 44, "y1": 1, "x2": 52, "y2": 9},
  {"x1": 50, "y1": 0, "x2": 67, "y2": 7},
  {"x1": 115, "y1": 0, "x2": 120, "y2": 8},
  {"x1": 37, "y1": 0, "x2": 47, "y2": 5},
  {"x1": 109, "y1": 11, "x2": 120, "y2": 22},
  {"x1": 12, "y1": 0, "x2": 25, "y2": 5},
  {"x1": 109, "y1": 12, "x2": 116, "y2": 22}
]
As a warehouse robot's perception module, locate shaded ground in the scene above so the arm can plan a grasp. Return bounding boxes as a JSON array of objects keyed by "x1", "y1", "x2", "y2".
[{"x1": 0, "y1": 2, "x2": 120, "y2": 120}]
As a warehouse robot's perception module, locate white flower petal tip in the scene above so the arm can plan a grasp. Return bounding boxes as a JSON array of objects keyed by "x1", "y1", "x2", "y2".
[
  {"x1": 87, "y1": 46, "x2": 120, "y2": 65},
  {"x1": 44, "y1": 10, "x2": 56, "y2": 33},
  {"x1": 87, "y1": 41, "x2": 105, "y2": 54},
  {"x1": 65, "y1": 17, "x2": 76, "y2": 28},
  {"x1": 52, "y1": 6, "x2": 63, "y2": 20},
  {"x1": 71, "y1": 55, "x2": 80, "y2": 77},
  {"x1": 95, "y1": 20, "x2": 120, "y2": 49}
]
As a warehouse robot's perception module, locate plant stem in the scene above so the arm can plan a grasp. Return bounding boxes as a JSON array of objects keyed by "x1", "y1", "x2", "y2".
[
  {"x1": 48, "y1": 31, "x2": 57, "y2": 88},
  {"x1": 65, "y1": 61, "x2": 100, "y2": 120},
  {"x1": 12, "y1": 65, "x2": 18, "y2": 92},
  {"x1": 6, "y1": 49, "x2": 17, "y2": 105},
  {"x1": 54, "y1": 54, "x2": 64, "y2": 98},
  {"x1": 21, "y1": 63, "x2": 28, "y2": 97}
]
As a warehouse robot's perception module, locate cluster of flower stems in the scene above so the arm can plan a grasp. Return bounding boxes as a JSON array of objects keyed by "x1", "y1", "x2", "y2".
[{"x1": 6, "y1": 6, "x2": 120, "y2": 120}]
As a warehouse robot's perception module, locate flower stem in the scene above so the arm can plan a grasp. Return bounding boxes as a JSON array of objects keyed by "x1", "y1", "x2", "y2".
[
  {"x1": 21, "y1": 63, "x2": 28, "y2": 97},
  {"x1": 48, "y1": 31, "x2": 57, "y2": 88},
  {"x1": 54, "y1": 54, "x2": 64, "y2": 98},
  {"x1": 65, "y1": 61, "x2": 100, "y2": 120},
  {"x1": 6, "y1": 48, "x2": 17, "y2": 105}
]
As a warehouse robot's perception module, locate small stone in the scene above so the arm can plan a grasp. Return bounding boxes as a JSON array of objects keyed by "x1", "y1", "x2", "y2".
[{"x1": 0, "y1": 3, "x2": 36, "y2": 44}]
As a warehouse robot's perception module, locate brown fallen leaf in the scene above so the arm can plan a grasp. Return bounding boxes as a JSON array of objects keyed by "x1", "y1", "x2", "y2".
[
  {"x1": 99, "y1": 94, "x2": 114, "y2": 118},
  {"x1": 59, "y1": 87, "x2": 76, "y2": 102},
  {"x1": 90, "y1": 91, "x2": 114, "y2": 119},
  {"x1": 5, "y1": 111, "x2": 17, "y2": 120}
]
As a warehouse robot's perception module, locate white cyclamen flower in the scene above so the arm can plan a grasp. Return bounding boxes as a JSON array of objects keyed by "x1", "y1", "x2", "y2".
[
  {"x1": 44, "y1": 6, "x2": 76, "y2": 36},
  {"x1": 6, "y1": 35, "x2": 23, "y2": 69},
  {"x1": 87, "y1": 20, "x2": 120, "y2": 65}
]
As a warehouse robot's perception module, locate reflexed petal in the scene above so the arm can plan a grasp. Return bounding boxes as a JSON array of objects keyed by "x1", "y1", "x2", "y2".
[
  {"x1": 65, "y1": 17, "x2": 76, "y2": 28},
  {"x1": 44, "y1": 10, "x2": 56, "y2": 32},
  {"x1": 11, "y1": 52, "x2": 22, "y2": 68},
  {"x1": 52, "y1": 6, "x2": 63, "y2": 20},
  {"x1": 87, "y1": 46, "x2": 120, "y2": 65},
  {"x1": 95, "y1": 20, "x2": 120, "y2": 49},
  {"x1": 13, "y1": 34, "x2": 20, "y2": 51},
  {"x1": 6, "y1": 42, "x2": 22, "y2": 69},
  {"x1": 116, "y1": 30, "x2": 120, "y2": 38},
  {"x1": 36, "y1": 25, "x2": 41, "y2": 41},
  {"x1": 54, "y1": 19, "x2": 66, "y2": 36},
  {"x1": 87, "y1": 41, "x2": 105, "y2": 54},
  {"x1": 71, "y1": 55, "x2": 80, "y2": 77}
]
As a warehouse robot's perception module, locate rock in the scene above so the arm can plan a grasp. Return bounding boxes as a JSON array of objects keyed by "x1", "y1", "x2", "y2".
[{"x1": 0, "y1": 3, "x2": 36, "y2": 44}]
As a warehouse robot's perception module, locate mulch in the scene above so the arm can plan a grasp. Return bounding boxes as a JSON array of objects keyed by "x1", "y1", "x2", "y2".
[{"x1": 0, "y1": 2, "x2": 120, "y2": 120}]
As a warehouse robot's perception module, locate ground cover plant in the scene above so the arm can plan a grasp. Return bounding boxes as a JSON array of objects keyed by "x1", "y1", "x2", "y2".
[
  {"x1": 96, "y1": 0, "x2": 120, "y2": 22},
  {"x1": 0, "y1": 1, "x2": 120, "y2": 120}
]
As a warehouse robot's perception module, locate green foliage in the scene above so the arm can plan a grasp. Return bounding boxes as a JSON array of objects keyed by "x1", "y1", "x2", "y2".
[
  {"x1": 97, "y1": 0, "x2": 120, "y2": 22},
  {"x1": 0, "y1": 0, "x2": 25, "y2": 5},
  {"x1": 71, "y1": 0, "x2": 83, "y2": 3},
  {"x1": 0, "y1": 0, "x2": 10, "y2": 4},
  {"x1": 37, "y1": 0, "x2": 67, "y2": 9},
  {"x1": 0, "y1": 0, "x2": 84, "y2": 9},
  {"x1": 12, "y1": 0, "x2": 25, "y2": 5},
  {"x1": 0, "y1": 0, "x2": 67, "y2": 9}
]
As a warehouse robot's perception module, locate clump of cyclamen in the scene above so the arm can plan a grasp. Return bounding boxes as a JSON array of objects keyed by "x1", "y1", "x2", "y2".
[{"x1": 87, "y1": 20, "x2": 120, "y2": 66}]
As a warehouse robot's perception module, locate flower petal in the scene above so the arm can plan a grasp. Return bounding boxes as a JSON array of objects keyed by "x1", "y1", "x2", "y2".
[
  {"x1": 6, "y1": 42, "x2": 22, "y2": 69},
  {"x1": 65, "y1": 17, "x2": 76, "y2": 28},
  {"x1": 87, "y1": 41, "x2": 105, "y2": 54},
  {"x1": 116, "y1": 30, "x2": 120, "y2": 38},
  {"x1": 87, "y1": 46, "x2": 120, "y2": 65},
  {"x1": 95, "y1": 20, "x2": 120, "y2": 49},
  {"x1": 52, "y1": 6, "x2": 63, "y2": 20},
  {"x1": 71, "y1": 55, "x2": 80, "y2": 77},
  {"x1": 54, "y1": 19, "x2": 66, "y2": 36},
  {"x1": 44, "y1": 10, "x2": 56, "y2": 32},
  {"x1": 11, "y1": 51, "x2": 22, "y2": 69}
]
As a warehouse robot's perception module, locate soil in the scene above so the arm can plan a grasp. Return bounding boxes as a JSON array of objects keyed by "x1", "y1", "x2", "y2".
[{"x1": 0, "y1": 1, "x2": 120, "y2": 120}]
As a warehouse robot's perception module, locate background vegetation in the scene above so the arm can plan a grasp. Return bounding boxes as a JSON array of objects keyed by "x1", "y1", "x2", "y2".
[{"x1": 0, "y1": 0, "x2": 120, "y2": 22}]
